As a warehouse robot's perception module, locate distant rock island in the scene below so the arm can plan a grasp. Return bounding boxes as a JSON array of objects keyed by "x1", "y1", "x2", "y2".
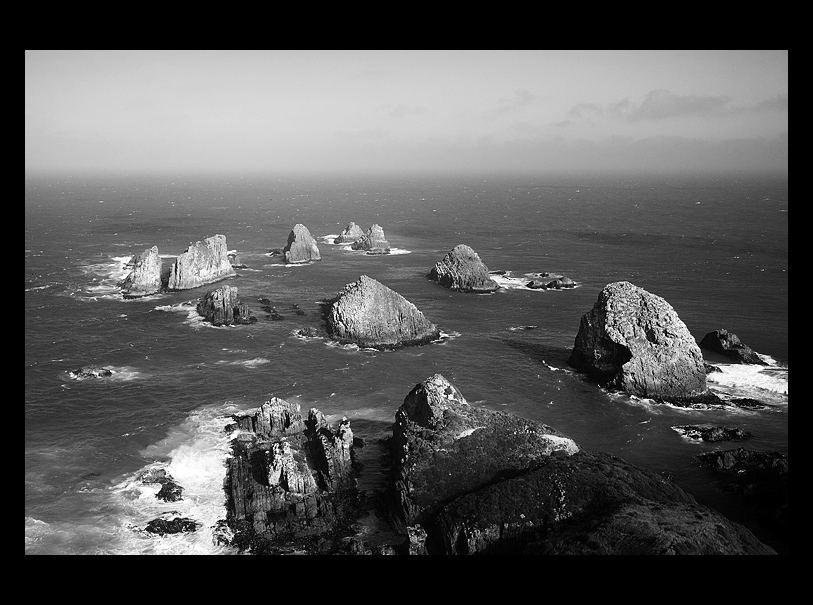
[
  {"x1": 568, "y1": 281, "x2": 711, "y2": 404},
  {"x1": 351, "y1": 224, "x2": 390, "y2": 254},
  {"x1": 334, "y1": 222, "x2": 365, "y2": 244},
  {"x1": 197, "y1": 285, "x2": 256, "y2": 326},
  {"x1": 167, "y1": 235, "x2": 236, "y2": 291},
  {"x1": 428, "y1": 244, "x2": 499, "y2": 293},
  {"x1": 283, "y1": 224, "x2": 321, "y2": 264},
  {"x1": 323, "y1": 275, "x2": 440, "y2": 349},
  {"x1": 118, "y1": 235, "x2": 236, "y2": 297},
  {"x1": 699, "y1": 329, "x2": 766, "y2": 365}
]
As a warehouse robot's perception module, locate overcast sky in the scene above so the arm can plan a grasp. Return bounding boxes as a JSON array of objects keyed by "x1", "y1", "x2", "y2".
[{"x1": 24, "y1": 50, "x2": 788, "y2": 175}]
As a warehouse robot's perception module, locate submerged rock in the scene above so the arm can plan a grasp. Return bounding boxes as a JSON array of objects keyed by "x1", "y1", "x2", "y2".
[
  {"x1": 138, "y1": 468, "x2": 184, "y2": 502},
  {"x1": 428, "y1": 244, "x2": 500, "y2": 293},
  {"x1": 69, "y1": 366, "x2": 114, "y2": 379},
  {"x1": 197, "y1": 285, "x2": 256, "y2": 326},
  {"x1": 568, "y1": 281, "x2": 709, "y2": 402},
  {"x1": 351, "y1": 224, "x2": 390, "y2": 254},
  {"x1": 223, "y1": 398, "x2": 361, "y2": 554},
  {"x1": 283, "y1": 224, "x2": 321, "y2": 264},
  {"x1": 166, "y1": 235, "x2": 236, "y2": 291},
  {"x1": 388, "y1": 373, "x2": 776, "y2": 555},
  {"x1": 699, "y1": 329, "x2": 766, "y2": 365},
  {"x1": 118, "y1": 245, "x2": 163, "y2": 298},
  {"x1": 526, "y1": 276, "x2": 576, "y2": 290},
  {"x1": 672, "y1": 424, "x2": 752, "y2": 442},
  {"x1": 323, "y1": 275, "x2": 440, "y2": 349},
  {"x1": 334, "y1": 222, "x2": 365, "y2": 244},
  {"x1": 144, "y1": 517, "x2": 200, "y2": 535}
]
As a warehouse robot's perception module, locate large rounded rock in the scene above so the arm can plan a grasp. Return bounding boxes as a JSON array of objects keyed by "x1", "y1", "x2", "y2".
[
  {"x1": 166, "y1": 235, "x2": 236, "y2": 291},
  {"x1": 568, "y1": 281, "x2": 707, "y2": 401},
  {"x1": 283, "y1": 224, "x2": 321, "y2": 264},
  {"x1": 324, "y1": 275, "x2": 440, "y2": 349},
  {"x1": 118, "y1": 245, "x2": 163, "y2": 298},
  {"x1": 428, "y1": 244, "x2": 500, "y2": 293}
]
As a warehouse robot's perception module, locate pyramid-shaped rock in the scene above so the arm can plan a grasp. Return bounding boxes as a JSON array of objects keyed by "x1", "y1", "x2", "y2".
[
  {"x1": 428, "y1": 244, "x2": 499, "y2": 292},
  {"x1": 283, "y1": 224, "x2": 321, "y2": 263}
]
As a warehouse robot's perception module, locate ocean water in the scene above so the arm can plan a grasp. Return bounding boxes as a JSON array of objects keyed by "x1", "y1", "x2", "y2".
[{"x1": 24, "y1": 170, "x2": 788, "y2": 555}]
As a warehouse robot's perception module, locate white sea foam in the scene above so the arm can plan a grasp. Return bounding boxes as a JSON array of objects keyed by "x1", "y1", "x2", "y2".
[
  {"x1": 706, "y1": 356, "x2": 788, "y2": 402},
  {"x1": 216, "y1": 357, "x2": 271, "y2": 368}
]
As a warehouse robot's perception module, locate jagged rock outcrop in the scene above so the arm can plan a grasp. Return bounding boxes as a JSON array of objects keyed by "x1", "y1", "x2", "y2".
[
  {"x1": 388, "y1": 373, "x2": 776, "y2": 555},
  {"x1": 428, "y1": 244, "x2": 500, "y2": 293},
  {"x1": 197, "y1": 285, "x2": 256, "y2": 326},
  {"x1": 144, "y1": 516, "x2": 200, "y2": 535},
  {"x1": 696, "y1": 448, "x2": 788, "y2": 549},
  {"x1": 699, "y1": 329, "x2": 766, "y2": 365},
  {"x1": 526, "y1": 276, "x2": 576, "y2": 290},
  {"x1": 138, "y1": 468, "x2": 184, "y2": 502},
  {"x1": 351, "y1": 224, "x2": 390, "y2": 254},
  {"x1": 672, "y1": 425, "x2": 751, "y2": 442},
  {"x1": 283, "y1": 224, "x2": 321, "y2": 264},
  {"x1": 118, "y1": 245, "x2": 163, "y2": 298},
  {"x1": 166, "y1": 235, "x2": 236, "y2": 291},
  {"x1": 334, "y1": 222, "x2": 365, "y2": 244},
  {"x1": 224, "y1": 398, "x2": 361, "y2": 554},
  {"x1": 568, "y1": 281, "x2": 708, "y2": 402},
  {"x1": 227, "y1": 251, "x2": 247, "y2": 269},
  {"x1": 323, "y1": 275, "x2": 440, "y2": 349}
]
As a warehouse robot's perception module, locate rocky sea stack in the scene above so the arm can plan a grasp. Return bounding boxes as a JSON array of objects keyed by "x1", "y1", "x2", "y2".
[
  {"x1": 323, "y1": 275, "x2": 440, "y2": 349},
  {"x1": 118, "y1": 245, "x2": 163, "y2": 298},
  {"x1": 428, "y1": 244, "x2": 500, "y2": 293},
  {"x1": 334, "y1": 222, "x2": 365, "y2": 244},
  {"x1": 699, "y1": 329, "x2": 766, "y2": 365},
  {"x1": 568, "y1": 281, "x2": 708, "y2": 403},
  {"x1": 350, "y1": 224, "x2": 390, "y2": 254},
  {"x1": 223, "y1": 398, "x2": 361, "y2": 554},
  {"x1": 283, "y1": 224, "x2": 321, "y2": 264},
  {"x1": 166, "y1": 235, "x2": 236, "y2": 291},
  {"x1": 384, "y1": 373, "x2": 776, "y2": 555},
  {"x1": 197, "y1": 285, "x2": 256, "y2": 326}
]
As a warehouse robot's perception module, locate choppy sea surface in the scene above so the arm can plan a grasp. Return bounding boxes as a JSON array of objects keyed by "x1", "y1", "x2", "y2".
[{"x1": 24, "y1": 170, "x2": 788, "y2": 554}]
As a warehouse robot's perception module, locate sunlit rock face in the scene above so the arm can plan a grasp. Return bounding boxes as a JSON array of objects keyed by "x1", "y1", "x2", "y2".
[
  {"x1": 323, "y1": 275, "x2": 440, "y2": 349},
  {"x1": 568, "y1": 281, "x2": 707, "y2": 401},
  {"x1": 119, "y1": 245, "x2": 163, "y2": 298},
  {"x1": 166, "y1": 235, "x2": 236, "y2": 291},
  {"x1": 428, "y1": 244, "x2": 500, "y2": 293},
  {"x1": 283, "y1": 224, "x2": 321, "y2": 264}
]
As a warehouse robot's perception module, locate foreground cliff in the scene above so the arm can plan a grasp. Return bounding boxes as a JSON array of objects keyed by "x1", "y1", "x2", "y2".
[
  {"x1": 428, "y1": 244, "x2": 500, "y2": 293},
  {"x1": 323, "y1": 275, "x2": 440, "y2": 349},
  {"x1": 384, "y1": 374, "x2": 775, "y2": 555},
  {"x1": 223, "y1": 398, "x2": 361, "y2": 554},
  {"x1": 568, "y1": 281, "x2": 709, "y2": 403},
  {"x1": 166, "y1": 235, "x2": 236, "y2": 291}
]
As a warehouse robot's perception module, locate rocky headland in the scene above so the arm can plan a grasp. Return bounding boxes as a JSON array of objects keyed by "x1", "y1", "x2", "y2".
[
  {"x1": 699, "y1": 329, "x2": 767, "y2": 365},
  {"x1": 197, "y1": 285, "x2": 256, "y2": 326},
  {"x1": 568, "y1": 281, "x2": 712, "y2": 405},
  {"x1": 118, "y1": 245, "x2": 163, "y2": 298},
  {"x1": 322, "y1": 275, "x2": 440, "y2": 349},
  {"x1": 334, "y1": 222, "x2": 365, "y2": 244},
  {"x1": 428, "y1": 244, "x2": 500, "y2": 293},
  {"x1": 222, "y1": 398, "x2": 362, "y2": 554},
  {"x1": 283, "y1": 224, "x2": 321, "y2": 264},
  {"x1": 350, "y1": 224, "x2": 390, "y2": 254},
  {"x1": 166, "y1": 235, "x2": 236, "y2": 291}
]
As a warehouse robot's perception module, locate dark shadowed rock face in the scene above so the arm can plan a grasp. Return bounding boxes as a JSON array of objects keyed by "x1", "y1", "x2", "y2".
[
  {"x1": 166, "y1": 235, "x2": 236, "y2": 291},
  {"x1": 284, "y1": 224, "x2": 321, "y2": 263},
  {"x1": 324, "y1": 275, "x2": 440, "y2": 349},
  {"x1": 350, "y1": 224, "x2": 390, "y2": 254},
  {"x1": 699, "y1": 329, "x2": 766, "y2": 365},
  {"x1": 224, "y1": 398, "x2": 360, "y2": 554},
  {"x1": 334, "y1": 222, "x2": 366, "y2": 244},
  {"x1": 568, "y1": 281, "x2": 708, "y2": 401},
  {"x1": 197, "y1": 285, "x2": 256, "y2": 326},
  {"x1": 428, "y1": 244, "x2": 500, "y2": 293},
  {"x1": 387, "y1": 373, "x2": 776, "y2": 555},
  {"x1": 118, "y1": 245, "x2": 163, "y2": 298}
]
